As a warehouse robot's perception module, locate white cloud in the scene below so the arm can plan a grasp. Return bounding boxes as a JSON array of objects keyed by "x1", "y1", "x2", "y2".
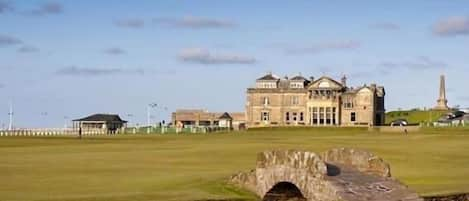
[
  {"x1": 56, "y1": 66, "x2": 144, "y2": 76},
  {"x1": 380, "y1": 56, "x2": 447, "y2": 71},
  {"x1": 154, "y1": 16, "x2": 236, "y2": 29},
  {"x1": 28, "y1": 2, "x2": 63, "y2": 16},
  {"x1": 0, "y1": 34, "x2": 22, "y2": 46},
  {"x1": 433, "y1": 16, "x2": 469, "y2": 36},
  {"x1": 17, "y1": 45, "x2": 39, "y2": 53},
  {"x1": 283, "y1": 40, "x2": 361, "y2": 54},
  {"x1": 0, "y1": 0, "x2": 14, "y2": 13},
  {"x1": 114, "y1": 19, "x2": 145, "y2": 28},
  {"x1": 104, "y1": 47, "x2": 126, "y2": 55},
  {"x1": 178, "y1": 48, "x2": 256, "y2": 64}
]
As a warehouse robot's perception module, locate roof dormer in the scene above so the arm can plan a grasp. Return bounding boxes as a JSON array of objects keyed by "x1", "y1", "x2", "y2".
[
  {"x1": 289, "y1": 75, "x2": 309, "y2": 89},
  {"x1": 256, "y1": 72, "x2": 280, "y2": 89}
]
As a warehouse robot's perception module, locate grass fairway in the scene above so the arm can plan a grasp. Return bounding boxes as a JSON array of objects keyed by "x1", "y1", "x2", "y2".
[{"x1": 1, "y1": 127, "x2": 469, "y2": 201}]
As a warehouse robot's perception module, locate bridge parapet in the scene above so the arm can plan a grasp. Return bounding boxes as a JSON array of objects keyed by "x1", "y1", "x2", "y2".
[
  {"x1": 322, "y1": 148, "x2": 391, "y2": 177},
  {"x1": 230, "y1": 148, "x2": 423, "y2": 201}
]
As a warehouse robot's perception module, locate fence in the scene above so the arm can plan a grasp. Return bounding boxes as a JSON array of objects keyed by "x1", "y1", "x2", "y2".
[
  {"x1": 0, "y1": 126, "x2": 232, "y2": 137},
  {"x1": 0, "y1": 128, "x2": 108, "y2": 137},
  {"x1": 124, "y1": 126, "x2": 231, "y2": 134}
]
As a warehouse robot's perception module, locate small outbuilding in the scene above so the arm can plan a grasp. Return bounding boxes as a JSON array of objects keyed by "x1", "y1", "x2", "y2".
[
  {"x1": 73, "y1": 114, "x2": 127, "y2": 134},
  {"x1": 218, "y1": 112, "x2": 233, "y2": 129}
]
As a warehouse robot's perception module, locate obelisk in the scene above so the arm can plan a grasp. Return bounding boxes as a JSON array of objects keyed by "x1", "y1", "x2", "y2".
[{"x1": 434, "y1": 74, "x2": 450, "y2": 110}]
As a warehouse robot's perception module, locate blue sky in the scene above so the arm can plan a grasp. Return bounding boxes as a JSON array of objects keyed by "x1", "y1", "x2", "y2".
[{"x1": 1, "y1": 0, "x2": 468, "y2": 128}]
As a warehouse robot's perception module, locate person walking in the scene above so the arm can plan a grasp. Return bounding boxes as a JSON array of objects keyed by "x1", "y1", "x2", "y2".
[{"x1": 78, "y1": 126, "x2": 82, "y2": 139}]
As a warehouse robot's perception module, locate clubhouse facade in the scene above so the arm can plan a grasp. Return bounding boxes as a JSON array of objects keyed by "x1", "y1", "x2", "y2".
[
  {"x1": 245, "y1": 73, "x2": 386, "y2": 127},
  {"x1": 172, "y1": 72, "x2": 386, "y2": 129}
]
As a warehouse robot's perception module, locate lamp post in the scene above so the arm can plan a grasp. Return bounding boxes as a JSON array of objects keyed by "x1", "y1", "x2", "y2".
[
  {"x1": 8, "y1": 101, "x2": 13, "y2": 131},
  {"x1": 147, "y1": 103, "x2": 157, "y2": 133}
]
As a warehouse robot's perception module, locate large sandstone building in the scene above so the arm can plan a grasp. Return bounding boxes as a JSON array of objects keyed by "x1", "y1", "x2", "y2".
[{"x1": 246, "y1": 73, "x2": 385, "y2": 127}]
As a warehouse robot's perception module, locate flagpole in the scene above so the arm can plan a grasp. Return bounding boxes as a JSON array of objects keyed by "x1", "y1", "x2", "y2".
[{"x1": 8, "y1": 101, "x2": 13, "y2": 131}]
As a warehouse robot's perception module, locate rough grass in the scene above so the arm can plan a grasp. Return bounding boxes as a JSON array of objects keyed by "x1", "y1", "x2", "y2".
[
  {"x1": 1, "y1": 127, "x2": 469, "y2": 201},
  {"x1": 386, "y1": 110, "x2": 449, "y2": 124}
]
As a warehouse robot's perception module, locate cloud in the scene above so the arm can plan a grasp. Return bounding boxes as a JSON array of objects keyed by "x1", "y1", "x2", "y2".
[
  {"x1": 369, "y1": 22, "x2": 400, "y2": 30},
  {"x1": 17, "y1": 45, "x2": 39, "y2": 53},
  {"x1": 0, "y1": 34, "x2": 22, "y2": 46},
  {"x1": 104, "y1": 47, "x2": 126, "y2": 55},
  {"x1": 55, "y1": 66, "x2": 144, "y2": 76},
  {"x1": 28, "y1": 2, "x2": 63, "y2": 16},
  {"x1": 0, "y1": 0, "x2": 14, "y2": 13},
  {"x1": 114, "y1": 18, "x2": 145, "y2": 28},
  {"x1": 178, "y1": 48, "x2": 256, "y2": 64},
  {"x1": 380, "y1": 56, "x2": 447, "y2": 71},
  {"x1": 154, "y1": 16, "x2": 236, "y2": 29},
  {"x1": 283, "y1": 41, "x2": 361, "y2": 54},
  {"x1": 433, "y1": 16, "x2": 469, "y2": 36}
]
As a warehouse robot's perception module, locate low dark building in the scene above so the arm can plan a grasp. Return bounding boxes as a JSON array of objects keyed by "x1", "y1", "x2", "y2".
[
  {"x1": 218, "y1": 112, "x2": 233, "y2": 128},
  {"x1": 73, "y1": 114, "x2": 127, "y2": 133}
]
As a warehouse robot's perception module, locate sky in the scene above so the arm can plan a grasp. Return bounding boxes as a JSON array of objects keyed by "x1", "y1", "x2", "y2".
[{"x1": 1, "y1": 0, "x2": 469, "y2": 128}]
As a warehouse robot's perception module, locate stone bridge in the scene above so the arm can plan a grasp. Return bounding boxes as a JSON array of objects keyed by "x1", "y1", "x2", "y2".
[{"x1": 230, "y1": 148, "x2": 423, "y2": 201}]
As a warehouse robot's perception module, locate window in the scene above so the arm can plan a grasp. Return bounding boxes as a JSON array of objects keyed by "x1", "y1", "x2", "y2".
[
  {"x1": 262, "y1": 112, "x2": 270, "y2": 121},
  {"x1": 313, "y1": 107, "x2": 318, "y2": 124},
  {"x1": 293, "y1": 112, "x2": 297, "y2": 121},
  {"x1": 351, "y1": 112, "x2": 356, "y2": 122},
  {"x1": 300, "y1": 112, "x2": 304, "y2": 121},
  {"x1": 344, "y1": 99, "x2": 354, "y2": 109},
  {"x1": 319, "y1": 108, "x2": 325, "y2": 124},
  {"x1": 286, "y1": 112, "x2": 290, "y2": 121},
  {"x1": 291, "y1": 96, "x2": 299, "y2": 105},
  {"x1": 332, "y1": 108, "x2": 337, "y2": 125},
  {"x1": 326, "y1": 107, "x2": 332, "y2": 124},
  {"x1": 261, "y1": 97, "x2": 270, "y2": 105}
]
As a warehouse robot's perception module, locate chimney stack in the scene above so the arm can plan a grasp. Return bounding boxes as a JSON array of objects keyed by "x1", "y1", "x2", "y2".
[{"x1": 341, "y1": 75, "x2": 347, "y2": 86}]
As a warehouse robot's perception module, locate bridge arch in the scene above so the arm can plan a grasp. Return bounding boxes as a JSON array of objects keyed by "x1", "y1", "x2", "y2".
[
  {"x1": 255, "y1": 150, "x2": 337, "y2": 201},
  {"x1": 230, "y1": 148, "x2": 423, "y2": 201},
  {"x1": 262, "y1": 181, "x2": 306, "y2": 201}
]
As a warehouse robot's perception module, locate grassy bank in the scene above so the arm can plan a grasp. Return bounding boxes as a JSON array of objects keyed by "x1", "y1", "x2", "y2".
[
  {"x1": 386, "y1": 110, "x2": 448, "y2": 124},
  {"x1": 1, "y1": 127, "x2": 469, "y2": 201}
]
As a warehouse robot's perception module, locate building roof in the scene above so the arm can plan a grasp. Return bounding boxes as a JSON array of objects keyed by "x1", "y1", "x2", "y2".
[
  {"x1": 290, "y1": 75, "x2": 308, "y2": 81},
  {"x1": 308, "y1": 76, "x2": 344, "y2": 89},
  {"x1": 256, "y1": 73, "x2": 279, "y2": 81},
  {"x1": 73, "y1": 114, "x2": 127, "y2": 123},
  {"x1": 219, "y1": 112, "x2": 233, "y2": 120}
]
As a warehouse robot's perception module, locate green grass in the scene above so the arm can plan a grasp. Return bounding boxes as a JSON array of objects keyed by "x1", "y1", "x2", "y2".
[
  {"x1": 386, "y1": 110, "x2": 449, "y2": 124},
  {"x1": 1, "y1": 127, "x2": 469, "y2": 201}
]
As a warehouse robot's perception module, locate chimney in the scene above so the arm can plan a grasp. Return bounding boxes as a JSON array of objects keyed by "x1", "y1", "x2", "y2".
[
  {"x1": 341, "y1": 75, "x2": 347, "y2": 86},
  {"x1": 310, "y1": 76, "x2": 315, "y2": 82}
]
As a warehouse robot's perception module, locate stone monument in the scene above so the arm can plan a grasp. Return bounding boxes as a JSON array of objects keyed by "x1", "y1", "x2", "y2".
[{"x1": 434, "y1": 75, "x2": 450, "y2": 110}]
